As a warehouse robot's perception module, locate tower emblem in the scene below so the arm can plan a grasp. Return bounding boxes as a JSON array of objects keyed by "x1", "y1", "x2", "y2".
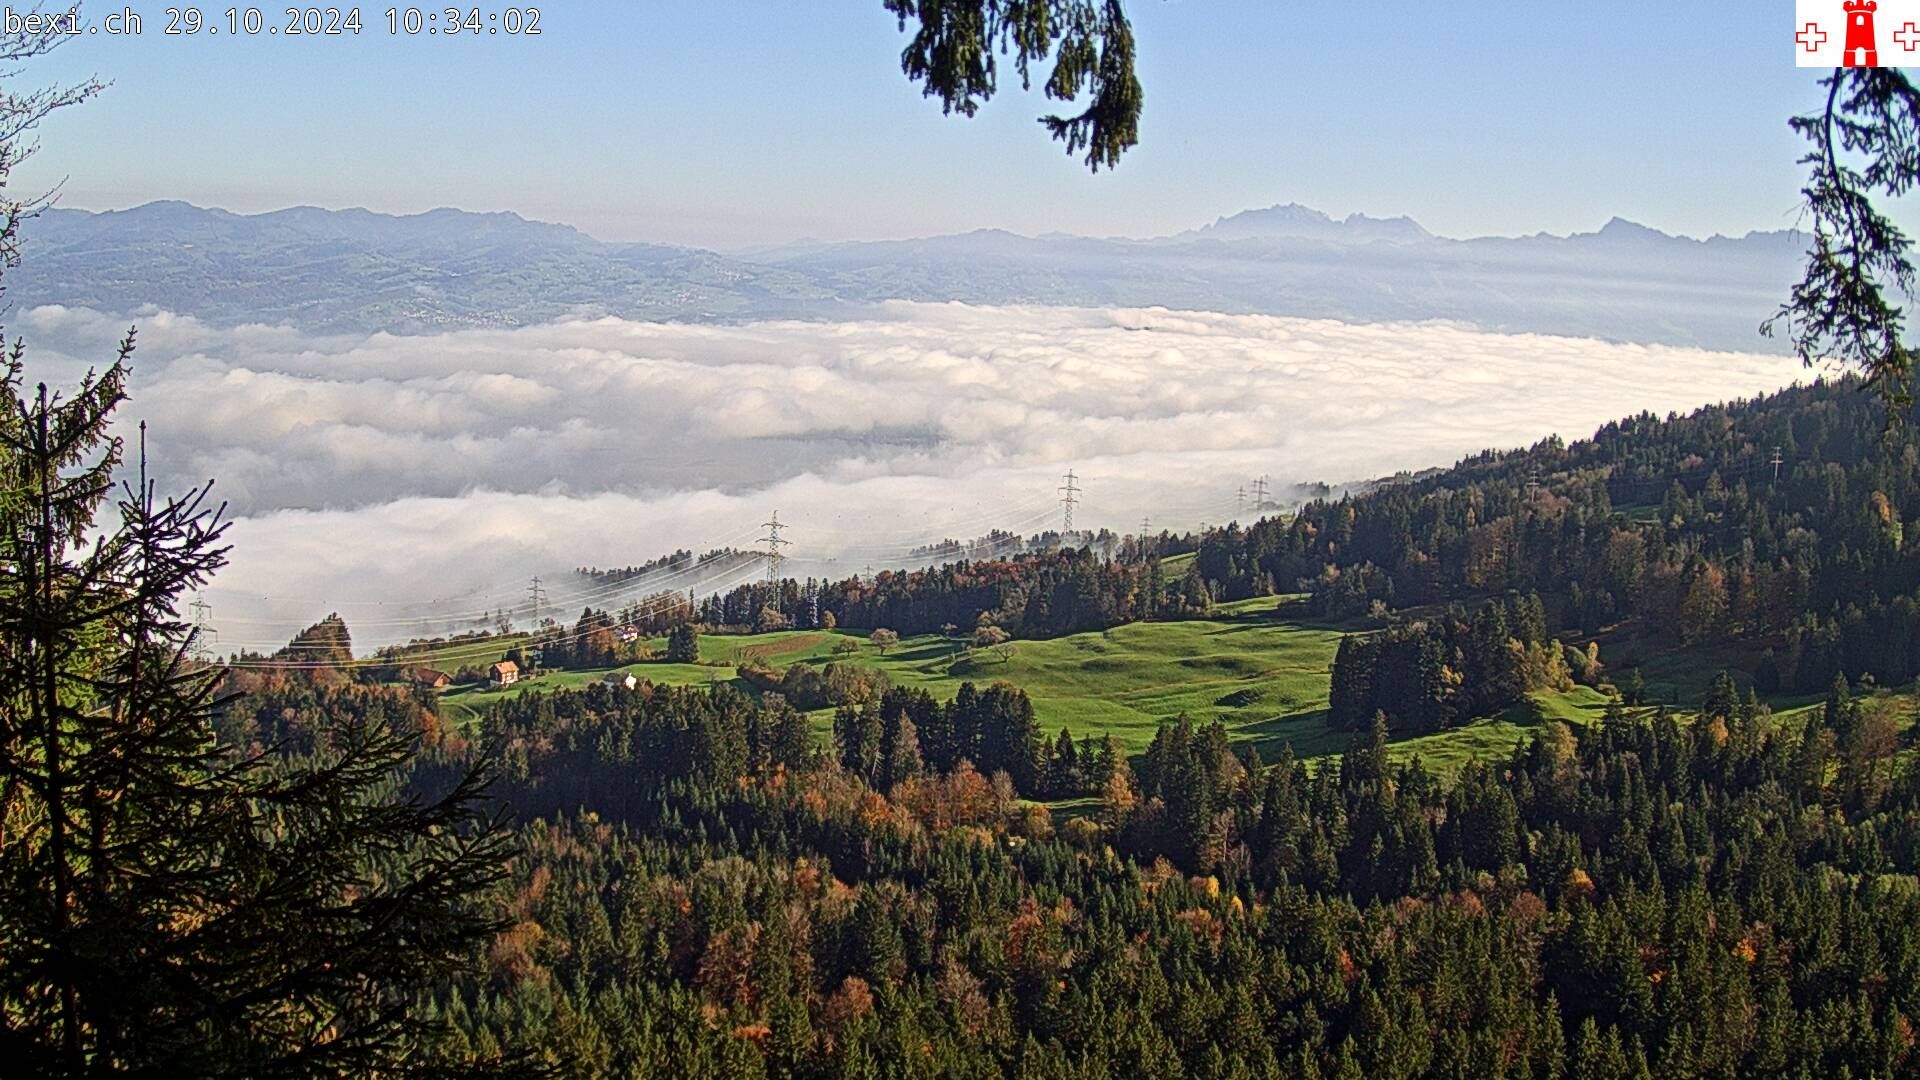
[{"x1": 1845, "y1": 0, "x2": 1879, "y2": 66}]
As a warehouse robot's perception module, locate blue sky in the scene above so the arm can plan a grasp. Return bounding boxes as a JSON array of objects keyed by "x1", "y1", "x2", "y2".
[{"x1": 9, "y1": 1, "x2": 1836, "y2": 247}]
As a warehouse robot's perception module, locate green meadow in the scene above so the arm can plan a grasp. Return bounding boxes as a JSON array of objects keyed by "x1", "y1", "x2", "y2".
[
  {"x1": 431, "y1": 594, "x2": 1636, "y2": 772},
  {"x1": 425, "y1": 591, "x2": 1914, "y2": 775},
  {"x1": 438, "y1": 594, "x2": 1346, "y2": 753},
  {"x1": 379, "y1": 632, "x2": 530, "y2": 673}
]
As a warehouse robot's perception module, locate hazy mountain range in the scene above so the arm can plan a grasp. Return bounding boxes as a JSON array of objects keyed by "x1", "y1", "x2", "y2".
[{"x1": 8, "y1": 200, "x2": 1809, "y2": 350}]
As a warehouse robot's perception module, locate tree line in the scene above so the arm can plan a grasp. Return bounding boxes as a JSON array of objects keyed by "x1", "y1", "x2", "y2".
[{"x1": 697, "y1": 546, "x2": 1211, "y2": 639}]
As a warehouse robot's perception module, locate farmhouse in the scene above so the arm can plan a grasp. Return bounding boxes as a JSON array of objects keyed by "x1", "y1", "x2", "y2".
[
  {"x1": 407, "y1": 667, "x2": 452, "y2": 689},
  {"x1": 617, "y1": 625, "x2": 640, "y2": 643},
  {"x1": 489, "y1": 660, "x2": 520, "y2": 688},
  {"x1": 601, "y1": 671, "x2": 639, "y2": 691}
]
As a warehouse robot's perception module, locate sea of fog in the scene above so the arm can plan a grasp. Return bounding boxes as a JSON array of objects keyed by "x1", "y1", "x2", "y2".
[{"x1": 14, "y1": 301, "x2": 1810, "y2": 651}]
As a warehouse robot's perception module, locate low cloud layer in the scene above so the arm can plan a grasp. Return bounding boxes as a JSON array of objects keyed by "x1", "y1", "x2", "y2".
[{"x1": 16, "y1": 302, "x2": 1809, "y2": 649}]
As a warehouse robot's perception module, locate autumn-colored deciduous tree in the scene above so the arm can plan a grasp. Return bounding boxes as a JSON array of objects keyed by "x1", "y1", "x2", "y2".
[
  {"x1": 973, "y1": 623, "x2": 1015, "y2": 662},
  {"x1": 1679, "y1": 561, "x2": 1729, "y2": 645}
]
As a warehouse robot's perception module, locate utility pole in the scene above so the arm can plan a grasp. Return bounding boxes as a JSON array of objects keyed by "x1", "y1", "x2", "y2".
[
  {"x1": 760, "y1": 510, "x2": 791, "y2": 583},
  {"x1": 1058, "y1": 469, "x2": 1081, "y2": 535},
  {"x1": 527, "y1": 575, "x2": 547, "y2": 627},
  {"x1": 1771, "y1": 446, "x2": 1783, "y2": 482}
]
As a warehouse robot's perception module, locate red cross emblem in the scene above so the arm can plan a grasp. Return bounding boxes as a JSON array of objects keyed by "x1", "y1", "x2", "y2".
[{"x1": 1897, "y1": 21, "x2": 1920, "y2": 50}]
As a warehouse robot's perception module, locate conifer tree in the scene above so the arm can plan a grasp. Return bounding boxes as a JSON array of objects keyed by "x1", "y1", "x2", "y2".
[
  {"x1": 835, "y1": 703, "x2": 884, "y2": 784},
  {"x1": 766, "y1": 698, "x2": 814, "y2": 772},
  {"x1": 666, "y1": 622, "x2": 700, "y2": 664},
  {"x1": 884, "y1": 711, "x2": 924, "y2": 790},
  {"x1": 0, "y1": 345, "x2": 520, "y2": 1075},
  {"x1": 884, "y1": 0, "x2": 1142, "y2": 171}
]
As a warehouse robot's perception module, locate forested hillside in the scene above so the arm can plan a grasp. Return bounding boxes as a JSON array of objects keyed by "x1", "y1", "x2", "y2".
[
  {"x1": 1204, "y1": 377, "x2": 1919, "y2": 694},
  {"x1": 218, "y1": 643, "x2": 1920, "y2": 1078}
]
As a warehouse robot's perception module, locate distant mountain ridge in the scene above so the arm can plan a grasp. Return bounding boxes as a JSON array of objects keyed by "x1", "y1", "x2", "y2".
[
  {"x1": 8, "y1": 199, "x2": 1808, "y2": 350},
  {"x1": 1179, "y1": 201, "x2": 1796, "y2": 248},
  {"x1": 1182, "y1": 203, "x2": 1434, "y2": 244}
]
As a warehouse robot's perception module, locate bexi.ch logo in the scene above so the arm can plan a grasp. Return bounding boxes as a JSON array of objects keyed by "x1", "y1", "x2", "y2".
[{"x1": 1796, "y1": 0, "x2": 1920, "y2": 66}]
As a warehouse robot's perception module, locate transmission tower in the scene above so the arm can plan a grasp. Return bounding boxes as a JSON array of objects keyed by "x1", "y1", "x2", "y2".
[
  {"x1": 528, "y1": 575, "x2": 548, "y2": 627},
  {"x1": 760, "y1": 510, "x2": 792, "y2": 582},
  {"x1": 1236, "y1": 484, "x2": 1246, "y2": 517},
  {"x1": 1771, "y1": 446, "x2": 1784, "y2": 482},
  {"x1": 189, "y1": 594, "x2": 216, "y2": 662},
  {"x1": 1250, "y1": 475, "x2": 1270, "y2": 512},
  {"x1": 1058, "y1": 469, "x2": 1081, "y2": 535}
]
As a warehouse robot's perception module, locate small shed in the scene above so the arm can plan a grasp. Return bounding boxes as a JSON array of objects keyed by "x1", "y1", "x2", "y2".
[
  {"x1": 601, "y1": 671, "x2": 639, "y2": 691},
  {"x1": 408, "y1": 667, "x2": 452, "y2": 689}
]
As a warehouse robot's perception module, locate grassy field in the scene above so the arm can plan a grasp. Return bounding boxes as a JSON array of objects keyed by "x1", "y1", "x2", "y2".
[
  {"x1": 421, "y1": 593, "x2": 1914, "y2": 776},
  {"x1": 428, "y1": 596, "x2": 1617, "y2": 772},
  {"x1": 379, "y1": 632, "x2": 528, "y2": 673},
  {"x1": 1157, "y1": 551, "x2": 1196, "y2": 577},
  {"x1": 437, "y1": 595, "x2": 1346, "y2": 754},
  {"x1": 436, "y1": 664, "x2": 637, "y2": 727}
]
